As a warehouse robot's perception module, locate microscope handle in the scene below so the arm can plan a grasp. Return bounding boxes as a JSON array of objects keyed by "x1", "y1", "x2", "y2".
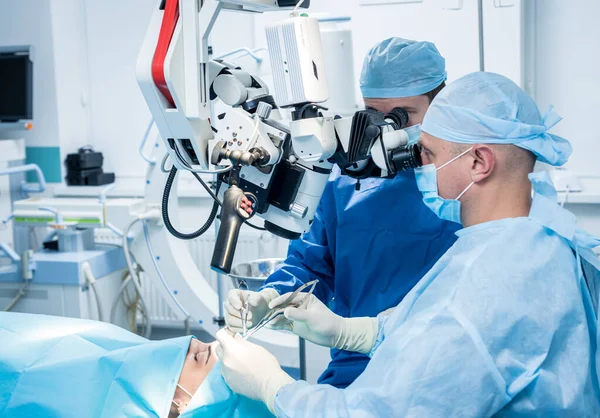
[{"x1": 211, "y1": 185, "x2": 255, "y2": 274}]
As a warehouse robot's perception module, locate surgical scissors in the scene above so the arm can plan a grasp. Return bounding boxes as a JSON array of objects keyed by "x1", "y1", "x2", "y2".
[{"x1": 242, "y1": 280, "x2": 318, "y2": 340}]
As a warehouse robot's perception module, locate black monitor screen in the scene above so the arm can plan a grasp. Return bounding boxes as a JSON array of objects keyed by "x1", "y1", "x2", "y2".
[{"x1": 0, "y1": 53, "x2": 33, "y2": 121}]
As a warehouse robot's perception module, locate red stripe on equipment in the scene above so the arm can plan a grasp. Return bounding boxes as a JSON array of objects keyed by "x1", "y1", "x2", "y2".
[{"x1": 152, "y1": 0, "x2": 179, "y2": 107}]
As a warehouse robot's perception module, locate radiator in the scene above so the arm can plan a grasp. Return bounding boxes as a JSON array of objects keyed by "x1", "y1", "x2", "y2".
[
  {"x1": 140, "y1": 229, "x2": 287, "y2": 328},
  {"x1": 139, "y1": 271, "x2": 180, "y2": 325},
  {"x1": 189, "y1": 233, "x2": 262, "y2": 292}
]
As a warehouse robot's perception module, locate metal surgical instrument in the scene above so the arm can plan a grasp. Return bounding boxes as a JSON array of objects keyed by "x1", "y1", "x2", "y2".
[
  {"x1": 242, "y1": 280, "x2": 318, "y2": 340},
  {"x1": 237, "y1": 279, "x2": 250, "y2": 337}
]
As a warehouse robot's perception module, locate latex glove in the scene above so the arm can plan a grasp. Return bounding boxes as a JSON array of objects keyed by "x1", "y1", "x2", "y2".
[
  {"x1": 216, "y1": 328, "x2": 294, "y2": 414},
  {"x1": 224, "y1": 288, "x2": 280, "y2": 333},
  {"x1": 267, "y1": 293, "x2": 378, "y2": 354}
]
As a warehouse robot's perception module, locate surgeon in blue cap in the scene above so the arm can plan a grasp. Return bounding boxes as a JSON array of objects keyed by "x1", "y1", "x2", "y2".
[
  {"x1": 225, "y1": 37, "x2": 460, "y2": 389},
  {"x1": 216, "y1": 72, "x2": 600, "y2": 416}
]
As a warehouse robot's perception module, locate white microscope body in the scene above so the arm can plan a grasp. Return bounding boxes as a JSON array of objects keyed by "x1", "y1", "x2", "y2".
[{"x1": 137, "y1": 0, "x2": 422, "y2": 275}]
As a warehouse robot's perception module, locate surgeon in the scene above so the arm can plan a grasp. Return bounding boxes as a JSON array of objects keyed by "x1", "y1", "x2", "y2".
[
  {"x1": 217, "y1": 72, "x2": 600, "y2": 416},
  {"x1": 225, "y1": 37, "x2": 460, "y2": 389},
  {"x1": 0, "y1": 312, "x2": 273, "y2": 418}
]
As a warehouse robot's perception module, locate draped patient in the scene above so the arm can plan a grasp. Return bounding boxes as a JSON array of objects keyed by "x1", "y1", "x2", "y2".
[{"x1": 0, "y1": 312, "x2": 273, "y2": 418}]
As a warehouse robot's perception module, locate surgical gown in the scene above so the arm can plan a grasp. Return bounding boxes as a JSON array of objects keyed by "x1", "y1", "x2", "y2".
[
  {"x1": 0, "y1": 313, "x2": 273, "y2": 418},
  {"x1": 273, "y1": 174, "x2": 600, "y2": 417},
  {"x1": 262, "y1": 166, "x2": 460, "y2": 387}
]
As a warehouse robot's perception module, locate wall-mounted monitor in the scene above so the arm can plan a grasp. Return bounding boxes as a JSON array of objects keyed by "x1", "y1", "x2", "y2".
[{"x1": 0, "y1": 47, "x2": 33, "y2": 123}]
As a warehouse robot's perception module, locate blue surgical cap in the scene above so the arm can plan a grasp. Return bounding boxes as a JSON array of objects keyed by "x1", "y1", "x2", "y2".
[
  {"x1": 421, "y1": 72, "x2": 572, "y2": 166},
  {"x1": 360, "y1": 37, "x2": 447, "y2": 99}
]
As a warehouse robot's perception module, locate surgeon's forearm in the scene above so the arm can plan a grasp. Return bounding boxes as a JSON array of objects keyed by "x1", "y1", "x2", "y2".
[
  {"x1": 264, "y1": 369, "x2": 295, "y2": 415},
  {"x1": 274, "y1": 380, "x2": 351, "y2": 418},
  {"x1": 333, "y1": 317, "x2": 378, "y2": 354}
]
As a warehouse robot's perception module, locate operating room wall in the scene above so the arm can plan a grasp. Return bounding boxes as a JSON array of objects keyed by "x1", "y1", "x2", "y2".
[
  {"x1": 0, "y1": 1, "x2": 59, "y2": 146},
  {"x1": 4, "y1": 1, "x2": 599, "y2": 185},
  {"x1": 532, "y1": 0, "x2": 600, "y2": 177},
  {"x1": 82, "y1": 1, "x2": 258, "y2": 180},
  {"x1": 253, "y1": 0, "x2": 482, "y2": 110},
  {"x1": 49, "y1": 1, "x2": 92, "y2": 182},
  {"x1": 80, "y1": 0, "x2": 156, "y2": 180},
  {"x1": 0, "y1": 0, "x2": 77, "y2": 183},
  {"x1": 0, "y1": 0, "x2": 258, "y2": 183},
  {"x1": 529, "y1": 0, "x2": 600, "y2": 239}
]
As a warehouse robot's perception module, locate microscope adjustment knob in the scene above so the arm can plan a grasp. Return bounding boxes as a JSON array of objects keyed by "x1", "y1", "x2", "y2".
[
  {"x1": 256, "y1": 102, "x2": 273, "y2": 120},
  {"x1": 289, "y1": 202, "x2": 308, "y2": 219}
]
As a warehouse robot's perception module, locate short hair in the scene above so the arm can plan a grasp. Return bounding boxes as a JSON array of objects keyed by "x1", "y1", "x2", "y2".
[
  {"x1": 450, "y1": 143, "x2": 536, "y2": 176},
  {"x1": 503, "y1": 145, "x2": 536, "y2": 176},
  {"x1": 424, "y1": 81, "x2": 446, "y2": 103},
  {"x1": 450, "y1": 141, "x2": 470, "y2": 157}
]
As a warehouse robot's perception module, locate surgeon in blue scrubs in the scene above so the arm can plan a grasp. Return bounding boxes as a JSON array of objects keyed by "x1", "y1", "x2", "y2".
[{"x1": 225, "y1": 37, "x2": 461, "y2": 388}]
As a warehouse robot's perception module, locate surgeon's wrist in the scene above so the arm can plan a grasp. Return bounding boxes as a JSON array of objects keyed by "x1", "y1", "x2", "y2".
[
  {"x1": 335, "y1": 317, "x2": 378, "y2": 354},
  {"x1": 263, "y1": 368, "x2": 295, "y2": 415}
]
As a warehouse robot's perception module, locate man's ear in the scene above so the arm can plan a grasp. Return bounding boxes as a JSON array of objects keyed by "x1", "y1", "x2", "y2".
[{"x1": 470, "y1": 145, "x2": 495, "y2": 183}]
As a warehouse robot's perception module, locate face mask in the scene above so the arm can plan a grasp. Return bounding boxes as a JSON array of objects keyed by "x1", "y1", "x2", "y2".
[
  {"x1": 414, "y1": 147, "x2": 474, "y2": 224},
  {"x1": 178, "y1": 361, "x2": 274, "y2": 418},
  {"x1": 404, "y1": 124, "x2": 421, "y2": 145},
  {"x1": 172, "y1": 383, "x2": 194, "y2": 410}
]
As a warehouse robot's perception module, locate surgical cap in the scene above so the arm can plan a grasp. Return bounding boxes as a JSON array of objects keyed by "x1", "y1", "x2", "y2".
[
  {"x1": 360, "y1": 37, "x2": 447, "y2": 99},
  {"x1": 421, "y1": 72, "x2": 572, "y2": 166}
]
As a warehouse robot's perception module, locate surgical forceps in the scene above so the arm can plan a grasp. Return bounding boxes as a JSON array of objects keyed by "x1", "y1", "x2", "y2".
[
  {"x1": 237, "y1": 280, "x2": 250, "y2": 336},
  {"x1": 242, "y1": 280, "x2": 318, "y2": 340}
]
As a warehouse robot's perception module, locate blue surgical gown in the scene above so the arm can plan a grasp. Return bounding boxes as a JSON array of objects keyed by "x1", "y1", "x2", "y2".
[
  {"x1": 0, "y1": 313, "x2": 273, "y2": 418},
  {"x1": 262, "y1": 167, "x2": 460, "y2": 387},
  {"x1": 273, "y1": 196, "x2": 600, "y2": 416}
]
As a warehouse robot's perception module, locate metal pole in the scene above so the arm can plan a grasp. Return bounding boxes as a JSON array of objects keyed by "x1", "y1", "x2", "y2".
[
  {"x1": 299, "y1": 337, "x2": 307, "y2": 380},
  {"x1": 184, "y1": 316, "x2": 191, "y2": 335}
]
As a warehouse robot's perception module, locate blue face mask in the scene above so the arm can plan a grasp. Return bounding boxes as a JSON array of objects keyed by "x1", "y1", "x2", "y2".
[
  {"x1": 404, "y1": 124, "x2": 421, "y2": 145},
  {"x1": 414, "y1": 147, "x2": 474, "y2": 224}
]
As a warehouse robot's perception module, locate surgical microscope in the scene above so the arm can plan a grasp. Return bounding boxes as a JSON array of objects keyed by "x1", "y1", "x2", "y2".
[{"x1": 137, "y1": 0, "x2": 422, "y2": 275}]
